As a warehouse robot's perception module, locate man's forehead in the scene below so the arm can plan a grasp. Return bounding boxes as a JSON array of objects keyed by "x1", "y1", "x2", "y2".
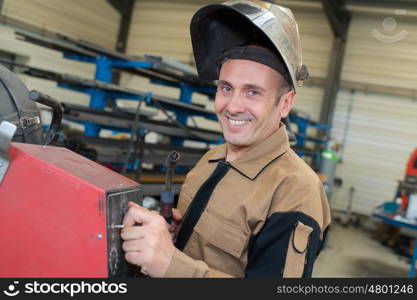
[
  {"x1": 218, "y1": 59, "x2": 281, "y2": 87},
  {"x1": 218, "y1": 80, "x2": 266, "y2": 92}
]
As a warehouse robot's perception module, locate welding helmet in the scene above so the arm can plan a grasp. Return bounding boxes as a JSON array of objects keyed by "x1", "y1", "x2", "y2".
[
  {"x1": 0, "y1": 64, "x2": 43, "y2": 144},
  {"x1": 190, "y1": 0, "x2": 309, "y2": 91}
]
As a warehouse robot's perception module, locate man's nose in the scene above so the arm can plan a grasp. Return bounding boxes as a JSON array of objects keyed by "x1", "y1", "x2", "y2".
[{"x1": 226, "y1": 92, "x2": 246, "y2": 114}]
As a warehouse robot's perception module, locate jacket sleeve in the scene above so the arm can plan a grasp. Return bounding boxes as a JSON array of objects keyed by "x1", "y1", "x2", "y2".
[
  {"x1": 163, "y1": 211, "x2": 328, "y2": 278},
  {"x1": 162, "y1": 248, "x2": 234, "y2": 278},
  {"x1": 245, "y1": 211, "x2": 327, "y2": 278}
]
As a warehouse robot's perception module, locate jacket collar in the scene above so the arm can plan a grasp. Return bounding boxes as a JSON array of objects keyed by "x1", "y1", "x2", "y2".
[{"x1": 208, "y1": 124, "x2": 290, "y2": 180}]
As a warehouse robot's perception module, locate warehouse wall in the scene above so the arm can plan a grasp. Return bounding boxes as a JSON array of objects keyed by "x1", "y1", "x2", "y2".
[
  {"x1": 2, "y1": 0, "x2": 119, "y2": 49},
  {"x1": 331, "y1": 11, "x2": 417, "y2": 215},
  {"x1": 332, "y1": 90, "x2": 417, "y2": 215},
  {"x1": 0, "y1": 26, "x2": 92, "y2": 111},
  {"x1": 0, "y1": 0, "x2": 120, "y2": 121},
  {"x1": 122, "y1": 0, "x2": 213, "y2": 121}
]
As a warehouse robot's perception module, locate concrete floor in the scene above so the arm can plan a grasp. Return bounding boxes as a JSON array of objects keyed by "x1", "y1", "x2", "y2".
[{"x1": 313, "y1": 223, "x2": 412, "y2": 277}]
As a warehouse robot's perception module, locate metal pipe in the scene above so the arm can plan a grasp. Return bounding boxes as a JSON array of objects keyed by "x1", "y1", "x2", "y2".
[{"x1": 29, "y1": 90, "x2": 63, "y2": 146}]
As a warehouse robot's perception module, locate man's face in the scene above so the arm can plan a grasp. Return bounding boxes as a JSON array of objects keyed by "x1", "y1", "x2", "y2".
[{"x1": 215, "y1": 59, "x2": 290, "y2": 149}]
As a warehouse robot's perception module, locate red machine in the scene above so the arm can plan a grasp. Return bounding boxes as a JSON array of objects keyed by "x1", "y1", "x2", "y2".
[
  {"x1": 405, "y1": 148, "x2": 417, "y2": 182},
  {"x1": 0, "y1": 67, "x2": 144, "y2": 277},
  {"x1": 0, "y1": 140, "x2": 142, "y2": 278},
  {"x1": 398, "y1": 148, "x2": 417, "y2": 211}
]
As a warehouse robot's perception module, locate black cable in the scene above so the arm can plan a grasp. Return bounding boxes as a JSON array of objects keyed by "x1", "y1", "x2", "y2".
[
  {"x1": 151, "y1": 97, "x2": 216, "y2": 142},
  {"x1": 122, "y1": 100, "x2": 143, "y2": 175},
  {"x1": 190, "y1": 116, "x2": 199, "y2": 128},
  {"x1": 134, "y1": 129, "x2": 147, "y2": 182}
]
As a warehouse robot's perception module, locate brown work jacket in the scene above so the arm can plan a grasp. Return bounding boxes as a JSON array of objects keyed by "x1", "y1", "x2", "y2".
[{"x1": 163, "y1": 124, "x2": 331, "y2": 277}]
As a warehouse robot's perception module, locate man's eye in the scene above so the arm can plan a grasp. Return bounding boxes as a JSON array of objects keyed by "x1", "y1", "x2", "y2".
[
  {"x1": 220, "y1": 86, "x2": 231, "y2": 93},
  {"x1": 247, "y1": 90, "x2": 259, "y2": 96}
]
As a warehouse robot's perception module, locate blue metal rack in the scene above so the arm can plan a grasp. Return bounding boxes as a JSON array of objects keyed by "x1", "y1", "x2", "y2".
[
  {"x1": 289, "y1": 113, "x2": 331, "y2": 168},
  {"x1": 289, "y1": 114, "x2": 330, "y2": 149},
  {"x1": 59, "y1": 53, "x2": 219, "y2": 149}
]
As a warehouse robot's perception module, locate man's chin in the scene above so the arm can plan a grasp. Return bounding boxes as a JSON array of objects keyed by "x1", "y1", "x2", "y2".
[{"x1": 223, "y1": 136, "x2": 250, "y2": 147}]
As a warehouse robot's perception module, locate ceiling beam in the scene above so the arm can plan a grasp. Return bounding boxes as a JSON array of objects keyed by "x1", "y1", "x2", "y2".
[
  {"x1": 318, "y1": 0, "x2": 351, "y2": 142},
  {"x1": 115, "y1": 0, "x2": 134, "y2": 53},
  {"x1": 347, "y1": 0, "x2": 417, "y2": 10},
  {"x1": 107, "y1": 0, "x2": 135, "y2": 86},
  {"x1": 107, "y1": 0, "x2": 122, "y2": 14},
  {"x1": 321, "y1": 0, "x2": 351, "y2": 38}
]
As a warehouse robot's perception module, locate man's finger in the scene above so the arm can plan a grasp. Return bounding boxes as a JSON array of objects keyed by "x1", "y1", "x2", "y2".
[
  {"x1": 122, "y1": 239, "x2": 146, "y2": 252},
  {"x1": 123, "y1": 203, "x2": 155, "y2": 227},
  {"x1": 128, "y1": 201, "x2": 141, "y2": 208},
  {"x1": 120, "y1": 225, "x2": 147, "y2": 241},
  {"x1": 172, "y1": 208, "x2": 183, "y2": 222},
  {"x1": 125, "y1": 251, "x2": 144, "y2": 267}
]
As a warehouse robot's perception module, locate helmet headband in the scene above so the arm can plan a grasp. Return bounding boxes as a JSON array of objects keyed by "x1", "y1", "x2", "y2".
[{"x1": 217, "y1": 45, "x2": 289, "y2": 80}]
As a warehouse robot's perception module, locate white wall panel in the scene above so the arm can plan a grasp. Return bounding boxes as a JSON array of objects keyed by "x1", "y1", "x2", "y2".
[
  {"x1": 0, "y1": 25, "x2": 93, "y2": 107},
  {"x1": 2, "y1": 0, "x2": 119, "y2": 49},
  {"x1": 127, "y1": 1, "x2": 209, "y2": 64},
  {"x1": 342, "y1": 14, "x2": 417, "y2": 89},
  {"x1": 330, "y1": 9, "x2": 417, "y2": 215},
  {"x1": 331, "y1": 89, "x2": 417, "y2": 215}
]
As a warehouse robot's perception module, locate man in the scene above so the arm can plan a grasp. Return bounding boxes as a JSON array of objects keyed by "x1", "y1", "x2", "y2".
[{"x1": 121, "y1": 0, "x2": 331, "y2": 278}]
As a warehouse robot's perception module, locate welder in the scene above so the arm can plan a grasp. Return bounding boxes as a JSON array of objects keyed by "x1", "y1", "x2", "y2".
[{"x1": 121, "y1": 0, "x2": 331, "y2": 278}]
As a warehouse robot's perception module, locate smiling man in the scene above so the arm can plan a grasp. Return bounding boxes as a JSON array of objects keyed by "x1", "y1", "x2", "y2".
[{"x1": 121, "y1": 0, "x2": 331, "y2": 278}]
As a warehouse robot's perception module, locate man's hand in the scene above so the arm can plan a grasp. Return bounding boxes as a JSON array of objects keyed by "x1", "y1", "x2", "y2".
[{"x1": 121, "y1": 201, "x2": 175, "y2": 277}]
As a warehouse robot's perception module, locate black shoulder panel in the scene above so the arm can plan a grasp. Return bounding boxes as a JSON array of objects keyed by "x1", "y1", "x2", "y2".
[{"x1": 245, "y1": 211, "x2": 323, "y2": 278}]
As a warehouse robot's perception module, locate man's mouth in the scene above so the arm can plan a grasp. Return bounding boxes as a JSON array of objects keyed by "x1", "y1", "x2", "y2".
[{"x1": 226, "y1": 116, "x2": 252, "y2": 126}]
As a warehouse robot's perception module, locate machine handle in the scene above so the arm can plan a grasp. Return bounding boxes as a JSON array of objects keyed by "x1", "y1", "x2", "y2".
[
  {"x1": 160, "y1": 151, "x2": 181, "y2": 223},
  {"x1": 164, "y1": 151, "x2": 180, "y2": 191},
  {"x1": 29, "y1": 90, "x2": 63, "y2": 146}
]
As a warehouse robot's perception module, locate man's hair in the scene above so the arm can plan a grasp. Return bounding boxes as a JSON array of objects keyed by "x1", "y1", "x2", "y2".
[{"x1": 275, "y1": 76, "x2": 292, "y2": 105}]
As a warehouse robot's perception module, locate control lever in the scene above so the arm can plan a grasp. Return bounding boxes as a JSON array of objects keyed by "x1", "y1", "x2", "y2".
[{"x1": 160, "y1": 151, "x2": 180, "y2": 223}]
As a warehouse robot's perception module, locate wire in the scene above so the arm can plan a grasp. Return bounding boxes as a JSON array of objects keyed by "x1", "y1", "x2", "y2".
[
  {"x1": 122, "y1": 99, "x2": 143, "y2": 174},
  {"x1": 190, "y1": 116, "x2": 199, "y2": 128},
  {"x1": 151, "y1": 97, "x2": 218, "y2": 142}
]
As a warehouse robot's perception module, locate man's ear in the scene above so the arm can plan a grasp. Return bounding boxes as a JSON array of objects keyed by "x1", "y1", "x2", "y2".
[{"x1": 278, "y1": 91, "x2": 295, "y2": 118}]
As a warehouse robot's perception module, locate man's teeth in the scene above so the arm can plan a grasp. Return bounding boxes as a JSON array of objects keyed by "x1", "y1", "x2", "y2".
[{"x1": 228, "y1": 118, "x2": 250, "y2": 126}]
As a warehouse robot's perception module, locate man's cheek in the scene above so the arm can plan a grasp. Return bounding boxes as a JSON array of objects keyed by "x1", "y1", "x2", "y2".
[
  {"x1": 214, "y1": 95, "x2": 228, "y2": 112},
  {"x1": 214, "y1": 103, "x2": 223, "y2": 115}
]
